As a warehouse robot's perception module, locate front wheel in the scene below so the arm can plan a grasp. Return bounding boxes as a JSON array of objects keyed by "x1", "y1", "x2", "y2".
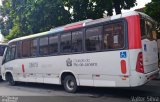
[
  {"x1": 7, "y1": 74, "x2": 16, "y2": 86},
  {"x1": 63, "y1": 75, "x2": 78, "y2": 93}
]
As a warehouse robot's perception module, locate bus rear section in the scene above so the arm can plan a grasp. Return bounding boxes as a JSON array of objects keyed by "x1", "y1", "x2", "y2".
[{"x1": 126, "y1": 14, "x2": 159, "y2": 87}]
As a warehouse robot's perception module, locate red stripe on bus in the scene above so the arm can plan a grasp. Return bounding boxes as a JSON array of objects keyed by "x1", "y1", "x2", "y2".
[
  {"x1": 22, "y1": 64, "x2": 25, "y2": 73},
  {"x1": 64, "y1": 23, "x2": 83, "y2": 30},
  {"x1": 125, "y1": 15, "x2": 142, "y2": 49},
  {"x1": 121, "y1": 60, "x2": 127, "y2": 74}
]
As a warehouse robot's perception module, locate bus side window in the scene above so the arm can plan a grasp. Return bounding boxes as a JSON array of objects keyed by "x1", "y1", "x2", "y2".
[
  {"x1": 22, "y1": 40, "x2": 31, "y2": 58},
  {"x1": 49, "y1": 34, "x2": 58, "y2": 54},
  {"x1": 85, "y1": 26, "x2": 102, "y2": 52},
  {"x1": 140, "y1": 18, "x2": 146, "y2": 39},
  {"x1": 60, "y1": 32, "x2": 72, "y2": 54},
  {"x1": 17, "y1": 41, "x2": 22, "y2": 58},
  {"x1": 146, "y1": 20, "x2": 156, "y2": 40},
  {"x1": 31, "y1": 39, "x2": 38, "y2": 57},
  {"x1": 103, "y1": 22, "x2": 124, "y2": 49},
  {"x1": 39, "y1": 37, "x2": 49, "y2": 56},
  {"x1": 10, "y1": 46, "x2": 16, "y2": 60},
  {"x1": 72, "y1": 30, "x2": 83, "y2": 52},
  {"x1": 140, "y1": 18, "x2": 157, "y2": 40}
]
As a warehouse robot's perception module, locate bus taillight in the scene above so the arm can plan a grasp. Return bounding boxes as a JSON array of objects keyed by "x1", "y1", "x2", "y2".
[
  {"x1": 136, "y1": 52, "x2": 144, "y2": 73},
  {"x1": 121, "y1": 60, "x2": 127, "y2": 74}
]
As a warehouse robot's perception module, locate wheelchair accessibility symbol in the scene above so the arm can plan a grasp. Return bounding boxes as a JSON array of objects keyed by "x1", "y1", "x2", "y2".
[{"x1": 120, "y1": 51, "x2": 127, "y2": 58}]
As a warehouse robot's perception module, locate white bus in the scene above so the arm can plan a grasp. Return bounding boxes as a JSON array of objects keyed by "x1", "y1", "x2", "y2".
[
  {"x1": 1, "y1": 11, "x2": 159, "y2": 93},
  {"x1": 0, "y1": 43, "x2": 7, "y2": 80}
]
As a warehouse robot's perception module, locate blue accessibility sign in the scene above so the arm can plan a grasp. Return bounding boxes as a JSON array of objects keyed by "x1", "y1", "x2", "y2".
[
  {"x1": 144, "y1": 44, "x2": 147, "y2": 52},
  {"x1": 120, "y1": 51, "x2": 127, "y2": 58}
]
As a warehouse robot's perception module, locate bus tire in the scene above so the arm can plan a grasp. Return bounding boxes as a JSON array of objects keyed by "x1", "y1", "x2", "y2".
[
  {"x1": 63, "y1": 75, "x2": 77, "y2": 93},
  {"x1": 7, "y1": 74, "x2": 16, "y2": 86}
]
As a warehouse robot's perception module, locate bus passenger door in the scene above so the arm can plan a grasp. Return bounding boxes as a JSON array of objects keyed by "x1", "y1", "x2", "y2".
[{"x1": 2, "y1": 46, "x2": 19, "y2": 81}]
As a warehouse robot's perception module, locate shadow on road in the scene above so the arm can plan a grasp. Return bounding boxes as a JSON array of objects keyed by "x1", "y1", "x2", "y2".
[{"x1": 10, "y1": 80, "x2": 160, "y2": 98}]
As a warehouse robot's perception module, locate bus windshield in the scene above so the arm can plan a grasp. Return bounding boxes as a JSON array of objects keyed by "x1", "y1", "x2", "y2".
[
  {"x1": 3, "y1": 46, "x2": 16, "y2": 64},
  {"x1": 0, "y1": 45, "x2": 7, "y2": 56}
]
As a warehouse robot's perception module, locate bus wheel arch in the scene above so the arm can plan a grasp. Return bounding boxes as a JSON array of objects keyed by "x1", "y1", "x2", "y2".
[
  {"x1": 60, "y1": 72, "x2": 78, "y2": 93},
  {"x1": 5, "y1": 72, "x2": 16, "y2": 86}
]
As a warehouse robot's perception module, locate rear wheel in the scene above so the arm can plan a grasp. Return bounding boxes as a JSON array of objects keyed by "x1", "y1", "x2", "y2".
[
  {"x1": 7, "y1": 74, "x2": 16, "y2": 86},
  {"x1": 63, "y1": 75, "x2": 78, "y2": 93}
]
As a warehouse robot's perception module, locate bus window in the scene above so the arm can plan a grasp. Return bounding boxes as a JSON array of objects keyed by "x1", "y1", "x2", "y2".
[
  {"x1": 140, "y1": 18, "x2": 146, "y2": 38},
  {"x1": 22, "y1": 40, "x2": 31, "y2": 58},
  {"x1": 31, "y1": 39, "x2": 38, "y2": 57},
  {"x1": 146, "y1": 21, "x2": 157, "y2": 40},
  {"x1": 60, "y1": 32, "x2": 71, "y2": 53},
  {"x1": 140, "y1": 18, "x2": 157, "y2": 40},
  {"x1": 85, "y1": 26, "x2": 102, "y2": 52},
  {"x1": 49, "y1": 35, "x2": 58, "y2": 54},
  {"x1": 0, "y1": 45, "x2": 6, "y2": 56},
  {"x1": 72, "y1": 30, "x2": 83, "y2": 52},
  {"x1": 39, "y1": 37, "x2": 49, "y2": 55},
  {"x1": 4, "y1": 46, "x2": 15, "y2": 63},
  {"x1": 16, "y1": 41, "x2": 22, "y2": 58},
  {"x1": 103, "y1": 22, "x2": 124, "y2": 49},
  {"x1": 10, "y1": 46, "x2": 16, "y2": 60},
  {"x1": 4, "y1": 47, "x2": 11, "y2": 63}
]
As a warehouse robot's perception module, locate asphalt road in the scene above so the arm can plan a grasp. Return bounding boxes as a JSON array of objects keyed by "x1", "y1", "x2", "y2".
[{"x1": 0, "y1": 80, "x2": 160, "y2": 102}]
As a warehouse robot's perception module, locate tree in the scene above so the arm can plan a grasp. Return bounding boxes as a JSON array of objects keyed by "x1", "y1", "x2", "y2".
[
  {"x1": 145, "y1": 0, "x2": 160, "y2": 38},
  {"x1": 0, "y1": 0, "x2": 13, "y2": 36},
  {"x1": 145, "y1": 0, "x2": 160, "y2": 23},
  {"x1": 63, "y1": 0, "x2": 137, "y2": 22},
  {"x1": 113, "y1": 0, "x2": 137, "y2": 14},
  {"x1": 0, "y1": 0, "x2": 71, "y2": 40},
  {"x1": 0, "y1": 0, "x2": 137, "y2": 40}
]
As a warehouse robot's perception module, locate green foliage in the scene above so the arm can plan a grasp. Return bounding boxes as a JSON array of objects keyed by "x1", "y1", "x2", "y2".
[
  {"x1": 0, "y1": 0, "x2": 71, "y2": 40},
  {"x1": 145, "y1": 0, "x2": 160, "y2": 38},
  {"x1": 0, "y1": 0, "x2": 136, "y2": 40},
  {"x1": 145, "y1": 0, "x2": 160, "y2": 23},
  {"x1": 6, "y1": 21, "x2": 21, "y2": 40},
  {"x1": 63, "y1": 0, "x2": 137, "y2": 22}
]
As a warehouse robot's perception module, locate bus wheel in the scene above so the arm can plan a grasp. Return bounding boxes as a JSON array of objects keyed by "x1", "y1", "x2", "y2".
[
  {"x1": 63, "y1": 75, "x2": 77, "y2": 93},
  {"x1": 7, "y1": 74, "x2": 16, "y2": 86}
]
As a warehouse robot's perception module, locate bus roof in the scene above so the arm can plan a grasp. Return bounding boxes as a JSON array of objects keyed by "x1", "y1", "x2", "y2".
[{"x1": 9, "y1": 11, "x2": 141, "y2": 44}]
